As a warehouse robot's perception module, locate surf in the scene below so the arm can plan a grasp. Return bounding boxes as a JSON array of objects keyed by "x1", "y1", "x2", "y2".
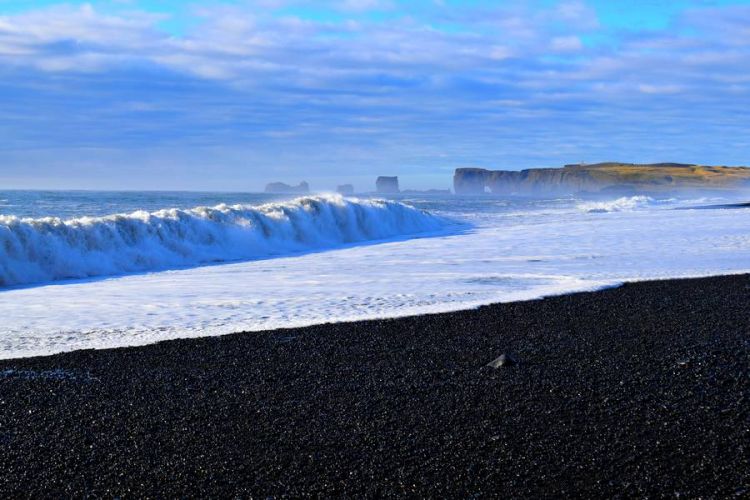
[
  {"x1": 577, "y1": 195, "x2": 654, "y2": 213},
  {"x1": 0, "y1": 194, "x2": 448, "y2": 288}
]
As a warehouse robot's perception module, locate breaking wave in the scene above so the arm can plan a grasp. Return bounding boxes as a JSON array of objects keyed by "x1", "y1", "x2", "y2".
[
  {"x1": 578, "y1": 196, "x2": 654, "y2": 213},
  {"x1": 0, "y1": 195, "x2": 448, "y2": 288}
]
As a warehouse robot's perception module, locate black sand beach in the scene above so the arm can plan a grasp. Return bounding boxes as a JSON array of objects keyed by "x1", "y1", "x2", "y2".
[
  {"x1": 1, "y1": 274, "x2": 748, "y2": 497},
  {"x1": 678, "y1": 201, "x2": 750, "y2": 210}
]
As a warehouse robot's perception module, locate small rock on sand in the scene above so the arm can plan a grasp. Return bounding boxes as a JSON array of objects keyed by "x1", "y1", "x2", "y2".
[{"x1": 486, "y1": 353, "x2": 518, "y2": 368}]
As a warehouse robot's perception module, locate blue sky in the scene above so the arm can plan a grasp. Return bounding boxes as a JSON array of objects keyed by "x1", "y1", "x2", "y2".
[{"x1": 1, "y1": 0, "x2": 749, "y2": 190}]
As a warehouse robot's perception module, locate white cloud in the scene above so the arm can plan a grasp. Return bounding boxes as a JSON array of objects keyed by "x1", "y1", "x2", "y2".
[
  {"x1": 554, "y1": 1, "x2": 598, "y2": 29},
  {"x1": 550, "y1": 35, "x2": 582, "y2": 52},
  {"x1": 338, "y1": 0, "x2": 392, "y2": 11},
  {"x1": 638, "y1": 84, "x2": 683, "y2": 95},
  {"x1": 1, "y1": 1, "x2": 749, "y2": 178},
  {"x1": 0, "y1": 1, "x2": 745, "y2": 104}
]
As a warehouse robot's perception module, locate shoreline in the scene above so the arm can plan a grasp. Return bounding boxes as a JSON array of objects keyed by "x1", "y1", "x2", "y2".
[
  {"x1": 7, "y1": 270, "x2": 750, "y2": 361},
  {"x1": 1, "y1": 273, "x2": 748, "y2": 496}
]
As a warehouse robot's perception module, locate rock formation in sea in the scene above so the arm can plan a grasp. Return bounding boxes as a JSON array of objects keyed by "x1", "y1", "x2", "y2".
[
  {"x1": 337, "y1": 184, "x2": 355, "y2": 195},
  {"x1": 454, "y1": 163, "x2": 750, "y2": 195},
  {"x1": 376, "y1": 176, "x2": 400, "y2": 194},
  {"x1": 265, "y1": 181, "x2": 310, "y2": 194}
]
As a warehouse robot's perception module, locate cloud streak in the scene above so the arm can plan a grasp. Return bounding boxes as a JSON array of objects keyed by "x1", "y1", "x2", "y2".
[{"x1": 0, "y1": 1, "x2": 749, "y2": 189}]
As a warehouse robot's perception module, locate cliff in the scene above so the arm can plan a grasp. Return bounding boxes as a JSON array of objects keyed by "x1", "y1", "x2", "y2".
[
  {"x1": 265, "y1": 181, "x2": 310, "y2": 194},
  {"x1": 376, "y1": 176, "x2": 400, "y2": 194},
  {"x1": 454, "y1": 163, "x2": 750, "y2": 195}
]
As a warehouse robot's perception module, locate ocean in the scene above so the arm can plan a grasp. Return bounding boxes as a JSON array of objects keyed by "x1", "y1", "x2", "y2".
[{"x1": 1, "y1": 190, "x2": 749, "y2": 359}]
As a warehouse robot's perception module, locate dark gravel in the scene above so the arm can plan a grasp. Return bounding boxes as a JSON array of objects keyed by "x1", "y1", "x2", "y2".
[
  {"x1": 1, "y1": 274, "x2": 748, "y2": 498},
  {"x1": 677, "y1": 201, "x2": 750, "y2": 210}
]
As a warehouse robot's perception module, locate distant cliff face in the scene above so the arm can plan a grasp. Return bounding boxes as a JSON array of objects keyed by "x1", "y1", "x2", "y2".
[
  {"x1": 454, "y1": 163, "x2": 750, "y2": 195},
  {"x1": 265, "y1": 181, "x2": 310, "y2": 194},
  {"x1": 376, "y1": 176, "x2": 400, "y2": 194}
]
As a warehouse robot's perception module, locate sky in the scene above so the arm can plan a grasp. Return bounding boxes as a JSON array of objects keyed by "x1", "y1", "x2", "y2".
[{"x1": 0, "y1": 0, "x2": 749, "y2": 191}]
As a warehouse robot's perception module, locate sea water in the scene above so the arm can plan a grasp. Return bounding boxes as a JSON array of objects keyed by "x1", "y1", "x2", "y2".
[{"x1": 1, "y1": 190, "x2": 749, "y2": 358}]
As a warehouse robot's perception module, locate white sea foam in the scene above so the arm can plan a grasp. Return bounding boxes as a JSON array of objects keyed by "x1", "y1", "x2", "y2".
[
  {"x1": 578, "y1": 195, "x2": 654, "y2": 213},
  {"x1": 0, "y1": 194, "x2": 447, "y2": 288},
  {"x1": 1, "y1": 194, "x2": 749, "y2": 359}
]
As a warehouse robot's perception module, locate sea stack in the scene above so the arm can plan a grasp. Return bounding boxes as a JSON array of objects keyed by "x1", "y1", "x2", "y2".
[
  {"x1": 265, "y1": 181, "x2": 310, "y2": 194},
  {"x1": 337, "y1": 184, "x2": 355, "y2": 195},
  {"x1": 376, "y1": 176, "x2": 400, "y2": 194}
]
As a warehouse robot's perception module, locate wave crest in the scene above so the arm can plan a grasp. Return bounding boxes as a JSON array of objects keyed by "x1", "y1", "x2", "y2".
[
  {"x1": 578, "y1": 195, "x2": 653, "y2": 213},
  {"x1": 0, "y1": 195, "x2": 447, "y2": 288}
]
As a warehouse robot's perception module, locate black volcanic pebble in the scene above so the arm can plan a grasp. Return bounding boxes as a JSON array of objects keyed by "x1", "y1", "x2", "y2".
[
  {"x1": 1, "y1": 274, "x2": 749, "y2": 498},
  {"x1": 486, "y1": 353, "x2": 518, "y2": 368}
]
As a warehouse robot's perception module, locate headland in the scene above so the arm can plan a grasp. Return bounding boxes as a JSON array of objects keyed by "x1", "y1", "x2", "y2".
[{"x1": 454, "y1": 162, "x2": 750, "y2": 194}]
